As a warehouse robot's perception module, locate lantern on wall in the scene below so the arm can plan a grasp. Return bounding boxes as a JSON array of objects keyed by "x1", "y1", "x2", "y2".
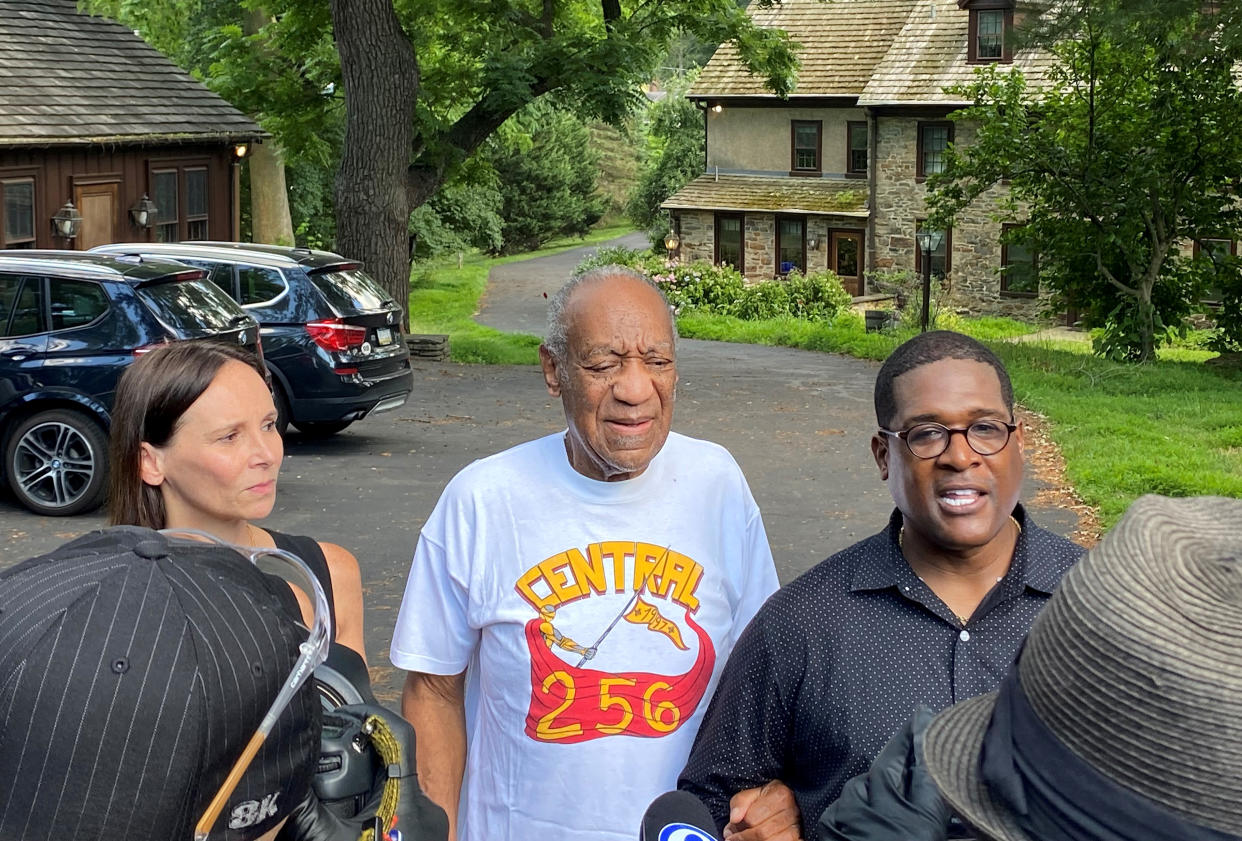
[
  {"x1": 129, "y1": 194, "x2": 158, "y2": 229},
  {"x1": 51, "y1": 201, "x2": 83, "y2": 239}
]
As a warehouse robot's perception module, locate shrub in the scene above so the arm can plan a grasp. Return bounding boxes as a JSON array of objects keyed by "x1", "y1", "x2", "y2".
[
  {"x1": 785, "y1": 270, "x2": 854, "y2": 321},
  {"x1": 574, "y1": 253, "x2": 853, "y2": 323}
]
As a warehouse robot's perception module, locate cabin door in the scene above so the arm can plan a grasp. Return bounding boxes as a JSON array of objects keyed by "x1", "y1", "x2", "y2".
[{"x1": 73, "y1": 182, "x2": 118, "y2": 251}]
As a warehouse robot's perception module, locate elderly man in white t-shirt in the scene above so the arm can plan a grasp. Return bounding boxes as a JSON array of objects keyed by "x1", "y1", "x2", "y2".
[{"x1": 390, "y1": 266, "x2": 779, "y2": 841}]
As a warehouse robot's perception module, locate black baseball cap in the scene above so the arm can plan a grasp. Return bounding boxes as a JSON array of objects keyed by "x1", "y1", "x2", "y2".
[{"x1": 0, "y1": 526, "x2": 320, "y2": 840}]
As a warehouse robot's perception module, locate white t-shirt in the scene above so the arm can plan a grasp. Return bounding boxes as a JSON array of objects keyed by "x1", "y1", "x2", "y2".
[{"x1": 391, "y1": 431, "x2": 778, "y2": 841}]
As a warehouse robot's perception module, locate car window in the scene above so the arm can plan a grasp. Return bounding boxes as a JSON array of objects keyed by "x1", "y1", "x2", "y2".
[
  {"x1": 178, "y1": 259, "x2": 238, "y2": 300},
  {"x1": 2, "y1": 275, "x2": 45, "y2": 337},
  {"x1": 137, "y1": 278, "x2": 247, "y2": 337},
  {"x1": 309, "y1": 268, "x2": 390, "y2": 312},
  {"x1": 238, "y1": 266, "x2": 285, "y2": 305},
  {"x1": 49, "y1": 278, "x2": 109, "y2": 331}
]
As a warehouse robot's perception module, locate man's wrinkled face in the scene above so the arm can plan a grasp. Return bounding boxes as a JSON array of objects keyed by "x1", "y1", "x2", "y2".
[
  {"x1": 540, "y1": 276, "x2": 677, "y2": 482},
  {"x1": 871, "y1": 358, "x2": 1024, "y2": 554}
]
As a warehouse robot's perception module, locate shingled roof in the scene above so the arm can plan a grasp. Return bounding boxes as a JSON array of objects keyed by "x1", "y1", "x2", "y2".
[
  {"x1": 661, "y1": 174, "x2": 869, "y2": 216},
  {"x1": 0, "y1": 0, "x2": 262, "y2": 146},
  {"x1": 692, "y1": 0, "x2": 914, "y2": 97},
  {"x1": 691, "y1": 0, "x2": 1053, "y2": 104}
]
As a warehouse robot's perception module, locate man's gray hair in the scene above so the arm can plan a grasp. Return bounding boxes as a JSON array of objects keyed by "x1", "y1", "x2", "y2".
[{"x1": 543, "y1": 264, "x2": 678, "y2": 363}]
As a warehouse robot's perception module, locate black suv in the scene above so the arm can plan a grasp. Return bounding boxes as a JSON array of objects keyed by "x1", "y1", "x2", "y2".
[
  {"x1": 92, "y1": 242, "x2": 413, "y2": 437},
  {"x1": 0, "y1": 252, "x2": 261, "y2": 515}
]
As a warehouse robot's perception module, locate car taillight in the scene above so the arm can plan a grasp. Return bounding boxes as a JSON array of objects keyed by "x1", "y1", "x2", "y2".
[{"x1": 306, "y1": 319, "x2": 367, "y2": 352}]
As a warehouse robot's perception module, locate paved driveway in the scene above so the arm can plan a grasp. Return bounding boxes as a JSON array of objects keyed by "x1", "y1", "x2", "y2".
[{"x1": 0, "y1": 234, "x2": 1080, "y2": 701}]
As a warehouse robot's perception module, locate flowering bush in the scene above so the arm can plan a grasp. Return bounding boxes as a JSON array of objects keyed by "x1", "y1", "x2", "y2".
[{"x1": 575, "y1": 251, "x2": 852, "y2": 323}]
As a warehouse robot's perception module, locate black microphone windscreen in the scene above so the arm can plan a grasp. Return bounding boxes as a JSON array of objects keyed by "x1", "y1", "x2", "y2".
[{"x1": 639, "y1": 790, "x2": 721, "y2": 841}]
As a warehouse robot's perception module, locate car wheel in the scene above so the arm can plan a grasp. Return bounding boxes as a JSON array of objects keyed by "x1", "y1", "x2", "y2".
[
  {"x1": 292, "y1": 420, "x2": 353, "y2": 438},
  {"x1": 5, "y1": 409, "x2": 108, "y2": 516},
  {"x1": 272, "y1": 381, "x2": 291, "y2": 438}
]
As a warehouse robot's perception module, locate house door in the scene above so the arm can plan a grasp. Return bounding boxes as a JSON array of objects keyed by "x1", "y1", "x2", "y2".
[
  {"x1": 73, "y1": 183, "x2": 118, "y2": 251},
  {"x1": 830, "y1": 230, "x2": 864, "y2": 296}
]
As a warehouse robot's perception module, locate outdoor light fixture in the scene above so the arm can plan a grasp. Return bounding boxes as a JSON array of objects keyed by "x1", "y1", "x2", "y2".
[
  {"x1": 915, "y1": 229, "x2": 945, "y2": 333},
  {"x1": 234, "y1": 142, "x2": 250, "y2": 158},
  {"x1": 664, "y1": 231, "x2": 681, "y2": 260},
  {"x1": 711, "y1": 103, "x2": 723, "y2": 113},
  {"x1": 807, "y1": 235, "x2": 820, "y2": 251},
  {"x1": 129, "y1": 194, "x2": 157, "y2": 229},
  {"x1": 51, "y1": 201, "x2": 83, "y2": 239}
]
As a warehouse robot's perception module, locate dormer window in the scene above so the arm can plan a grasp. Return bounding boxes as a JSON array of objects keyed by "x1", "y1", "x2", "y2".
[{"x1": 967, "y1": 4, "x2": 1014, "y2": 63}]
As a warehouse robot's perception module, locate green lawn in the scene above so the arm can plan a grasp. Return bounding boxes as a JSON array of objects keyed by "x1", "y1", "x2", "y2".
[
  {"x1": 674, "y1": 312, "x2": 1242, "y2": 527},
  {"x1": 409, "y1": 244, "x2": 1242, "y2": 528},
  {"x1": 408, "y1": 224, "x2": 634, "y2": 364}
]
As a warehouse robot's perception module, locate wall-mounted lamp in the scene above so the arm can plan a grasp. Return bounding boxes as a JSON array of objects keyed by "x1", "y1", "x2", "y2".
[
  {"x1": 710, "y1": 103, "x2": 723, "y2": 113},
  {"x1": 664, "y1": 231, "x2": 681, "y2": 260},
  {"x1": 233, "y1": 142, "x2": 250, "y2": 159},
  {"x1": 807, "y1": 235, "x2": 820, "y2": 251},
  {"x1": 51, "y1": 201, "x2": 83, "y2": 239},
  {"x1": 129, "y1": 194, "x2": 158, "y2": 229}
]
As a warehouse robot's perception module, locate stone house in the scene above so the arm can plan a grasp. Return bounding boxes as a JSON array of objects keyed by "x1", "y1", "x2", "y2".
[
  {"x1": 0, "y1": 0, "x2": 262, "y2": 252},
  {"x1": 662, "y1": 0, "x2": 1054, "y2": 318}
]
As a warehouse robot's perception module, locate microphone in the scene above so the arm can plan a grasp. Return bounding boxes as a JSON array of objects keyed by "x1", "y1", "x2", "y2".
[{"x1": 639, "y1": 790, "x2": 722, "y2": 841}]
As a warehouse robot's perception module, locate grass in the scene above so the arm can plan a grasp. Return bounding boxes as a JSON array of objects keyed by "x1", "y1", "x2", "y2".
[
  {"x1": 410, "y1": 244, "x2": 1240, "y2": 527},
  {"x1": 676, "y1": 311, "x2": 1242, "y2": 527},
  {"x1": 408, "y1": 224, "x2": 635, "y2": 364}
]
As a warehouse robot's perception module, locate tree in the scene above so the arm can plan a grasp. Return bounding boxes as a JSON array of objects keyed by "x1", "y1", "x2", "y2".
[
  {"x1": 626, "y1": 74, "x2": 706, "y2": 246},
  {"x1": 323, "y1": 0, "x2": 799, "y2": 322},
  {"x1": 926, "y1": 0, "x2": 1242, "y2": 360},
  {"x1": 488, "y1": 102, "x2": 608, "y2": 254}
]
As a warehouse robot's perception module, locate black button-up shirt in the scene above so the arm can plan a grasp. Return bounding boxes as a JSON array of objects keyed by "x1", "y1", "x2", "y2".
[{"x1": 678, "y1": 506, "x2": 1083, "y2": 839}]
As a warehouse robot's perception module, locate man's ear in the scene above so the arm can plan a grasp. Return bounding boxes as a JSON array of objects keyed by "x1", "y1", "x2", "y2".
[
  {"x1": 138, "y1": 442, "x2": 166, "y2": 487},
  {"x1": 538, "y1": 345, "x2": 562, "y2": 397},
  {"x1": 871, "y1": 432, "x2": 890, "y2": 481},
  {"x1": 1012, "y1": 419, "x2": 1025, "y2": 455}
]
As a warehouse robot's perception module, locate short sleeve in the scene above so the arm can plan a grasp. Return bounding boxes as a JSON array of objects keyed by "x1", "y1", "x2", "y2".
[{"x1": 389, "y1": 529, "x2": 478, "y2": 674}]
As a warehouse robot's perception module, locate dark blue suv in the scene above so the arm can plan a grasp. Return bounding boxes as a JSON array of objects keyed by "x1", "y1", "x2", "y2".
[
  {"x1": 0, "y1": 252, "x2": 260, "y2": 515},
  {"x1": 92, "y1": 242, "x2": 413, "y2": 437}
]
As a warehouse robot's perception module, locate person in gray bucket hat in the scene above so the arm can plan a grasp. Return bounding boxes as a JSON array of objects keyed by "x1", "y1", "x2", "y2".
[{"x1": 819, "y1": 493, "x2": 1242, "y2": 841}]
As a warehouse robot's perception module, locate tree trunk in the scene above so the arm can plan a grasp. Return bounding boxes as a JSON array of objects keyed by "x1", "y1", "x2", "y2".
[
  {"x1": 248, "y1": 141, "x2": 295, "y2": 245},
  {"x1": 329, "y1": 0, "x2": 418, "y2": 327},
  {"x1": 243, "y1": 7, "x2": 294, "y2": 245}
]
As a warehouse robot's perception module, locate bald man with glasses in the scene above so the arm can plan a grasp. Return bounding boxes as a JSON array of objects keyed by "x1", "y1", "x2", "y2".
[{"x1": 676, "y1": 331, "x2": 1084, "y2": 841}]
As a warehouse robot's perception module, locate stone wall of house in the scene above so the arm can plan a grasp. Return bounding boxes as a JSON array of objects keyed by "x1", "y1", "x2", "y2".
[
  {"x1": 744, "y1": 214, "x2": 776, "y2": 279},
  {"x1": 674, "y1": 210, "x2": 860, "y2": 286},
  {"x1": 872, "y1": 118, "x2": 1054, "y2": 320},
  {"x1": 677, "y1": 210, "x2": 715, "y2": 265}
]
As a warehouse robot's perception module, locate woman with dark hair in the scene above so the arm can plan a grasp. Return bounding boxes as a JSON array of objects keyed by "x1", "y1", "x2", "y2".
[{"x1": 108, "y1": 341, "x2": 367, "y2": 662}]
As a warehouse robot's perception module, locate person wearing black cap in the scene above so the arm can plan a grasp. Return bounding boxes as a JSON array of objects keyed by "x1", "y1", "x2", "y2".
[
  {"x1": 817, "y1": 494, "x2": 1242, "y2": 841},
  {"x1": 0, "y1": 526, "x2": 320, "y2": 841},
  {"x1": 678, "y1": 331, "x2": 1084, "y2": 840}
]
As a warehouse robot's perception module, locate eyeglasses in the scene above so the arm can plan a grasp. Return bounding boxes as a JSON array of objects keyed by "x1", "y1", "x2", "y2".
[
  {"x1": 158, "y1": 529, "x2": 331, "y2": 841},
  {"x1": 879, "y1": 419, "x2": 1018, "y2": 459}
]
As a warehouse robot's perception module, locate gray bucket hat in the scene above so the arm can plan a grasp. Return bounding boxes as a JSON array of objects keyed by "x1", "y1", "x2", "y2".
[{"x1": 923, "y1": 494, "x2": 1242, "y2": 841}]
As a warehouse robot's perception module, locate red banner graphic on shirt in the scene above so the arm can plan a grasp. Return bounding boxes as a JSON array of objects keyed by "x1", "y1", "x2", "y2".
[
  {"x1": 522, "y1": 610, "x2": 714, "y2": 744},
  {"x1": 515, "y1": 541, "x2": 714, "y2": 744}
]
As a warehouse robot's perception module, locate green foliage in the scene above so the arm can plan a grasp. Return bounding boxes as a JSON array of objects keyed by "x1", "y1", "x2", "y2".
[
  {"x1": 409, "y1": 160, "x2": 504, "y2": 259},
  {"x1": 626, "y1": 75, "x2": 705, "y2": 239},
  {"x1": 487, "y1": 102, "x2": 609, "y2": 254},
  {"x1": 575, "y1": 250, "x2": 853, "y2": 322},
  {"x1": 927, "y1": 0, "x2": 1242, "y2": 361}
]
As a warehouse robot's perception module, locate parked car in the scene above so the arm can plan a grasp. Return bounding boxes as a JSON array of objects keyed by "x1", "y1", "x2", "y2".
[
  {"x1": 0, "y1": 251, "x2": 261, "y2": 515},
  {"x1": 91, "y1": 242, "x2": 413, "y2": 437}
]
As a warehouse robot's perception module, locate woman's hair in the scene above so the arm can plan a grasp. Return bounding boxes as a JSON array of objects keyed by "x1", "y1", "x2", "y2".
[{"x1": 107, "y1": 342, "x2": 265, "y2": 529}]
